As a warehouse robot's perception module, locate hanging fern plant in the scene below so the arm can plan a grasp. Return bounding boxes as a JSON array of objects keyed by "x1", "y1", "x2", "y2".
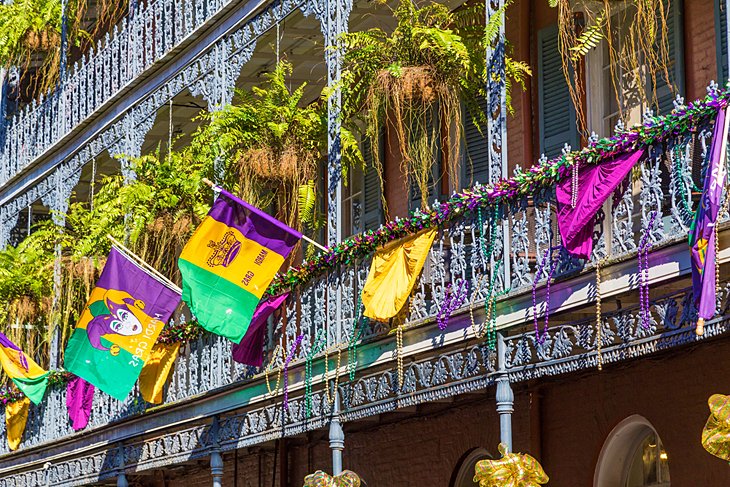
[
  {"x1": 0, "y1": 0, "x2": 128, "y2": 98},
  {"x1": 340, "y1": 0, "x2": 530, "y2": 212},
  {"x1": 192, "y1": 60, "x2": 363, "y2": 234}
]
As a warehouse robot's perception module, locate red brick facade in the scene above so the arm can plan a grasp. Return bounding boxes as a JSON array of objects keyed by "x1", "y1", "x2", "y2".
[{"x1": 129, "y1": 334, "x2": 730, "y2": 486}]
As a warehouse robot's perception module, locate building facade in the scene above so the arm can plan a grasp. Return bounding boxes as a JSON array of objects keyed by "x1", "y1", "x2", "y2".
[{"x1": 0, "y1": 0, "x2": 729, "y2": 486}]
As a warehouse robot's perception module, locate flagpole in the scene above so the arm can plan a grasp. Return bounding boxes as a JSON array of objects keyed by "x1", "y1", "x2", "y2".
[
  {"x1": 201, "y1": 178, "x2": 330, "y2": 253},
  {"x1": 106, "y1": 235, "x2": 183, "y2": 295}
]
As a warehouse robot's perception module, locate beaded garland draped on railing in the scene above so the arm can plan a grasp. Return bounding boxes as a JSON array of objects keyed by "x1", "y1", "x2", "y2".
[
  {"x1": 0, "y1": 0, "x2": 235, "y2": 186},
  {"x1": 0, "y1": 84, "x2": 727, "y2": 455}
]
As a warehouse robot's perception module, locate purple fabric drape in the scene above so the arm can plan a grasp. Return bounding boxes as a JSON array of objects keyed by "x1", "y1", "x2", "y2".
[
  {"x1": 557, "y1": 149, "x2": 645, "y2": 259},
  {"x1": 66, "y1": 376, "x2": 95, "y2": 431},
  {"x1": 232, "y1": 292, "x2": 290, "y2": 367},
  {"x1": 690, "y1": 107, "x2": 729, "y2": 321}
]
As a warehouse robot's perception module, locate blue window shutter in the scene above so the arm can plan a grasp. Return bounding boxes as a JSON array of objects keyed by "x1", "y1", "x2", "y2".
[
  {"x1": 362, "y1": 134, "x2": 383, "y2": 231},
  {"x1": 462, "y1": 95, "x2": 490, "y2": 187},
  {"x1": 538, "y1": 24, "x2": 579, "y2": 159},
  {"x1": 716, "y1": 0, "x2": 728, "y2": 83},
  {"x1": 653, "y1": 0, "x2": 684, "y2": 114}
]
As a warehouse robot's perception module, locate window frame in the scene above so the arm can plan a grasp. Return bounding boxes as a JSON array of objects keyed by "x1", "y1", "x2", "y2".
[{"x1": 594, "y1": 415, "x2": 670, "y2": 487}]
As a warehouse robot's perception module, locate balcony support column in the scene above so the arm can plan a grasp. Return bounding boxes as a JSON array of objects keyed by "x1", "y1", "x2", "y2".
[
  {"x1": 209, "y1": 416, "x2": 224, "y2": 487},
  {"x1": 486, "y1": 0, "x2": 511, "y2": 291},
  {"x1": 117, "y1": 474, "x2": 129, "y2": 487},
  {"x1": 329, "y1": 393, "x2": 345, "y2": 475},
  {"x1": 211, "y1": 450, "x2": 224, "y2": 487},
  {"x1": 496, "y1": 333, "x2": 514, "y2": 452},
  {"x1": 44, "y1": 170, "x2": 72, "y2": 369}
]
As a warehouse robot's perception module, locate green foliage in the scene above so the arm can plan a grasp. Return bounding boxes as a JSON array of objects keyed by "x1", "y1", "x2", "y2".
[
  {"x1": 0, "y1": 0, "x2": 127, "y2": 97},
  {"x1": 192, "y1": 61, "x2": 362, "y2": 231},
  {"x1": 569, "y1": 13, "x2": 605, "y2": 61},
  {"x1": 340, "y1": 0, "x2": 530, "y2": 209}
]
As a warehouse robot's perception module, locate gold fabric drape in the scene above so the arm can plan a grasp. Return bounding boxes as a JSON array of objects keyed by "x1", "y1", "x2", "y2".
[
  {"x1": 6, "y1": 397, "x2": 30, "y2": 451},
  {"x1": 139, "y1": 343, "x2": 180, "y2": 404},
  {"x1": 362, "y1": 229, "x2": 436, "y2": 321}
]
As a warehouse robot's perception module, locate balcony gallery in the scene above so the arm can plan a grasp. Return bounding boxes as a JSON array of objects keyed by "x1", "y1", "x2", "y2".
[{"x1": 0, "y1": 0, "x2": 729, "y2": 486}]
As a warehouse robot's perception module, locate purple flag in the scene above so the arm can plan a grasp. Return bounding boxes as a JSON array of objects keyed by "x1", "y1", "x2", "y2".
[
  {"x1": 690, "y1": 107, "x2": 729, "y2": 325},
  {"x1": 179, "y1": 188, "x2": 301, "y2": 343},
  {"x1": 557, "y1": 149, "x2": 645, "y2": 259},
  {"x1": 232, "y1": 292, "x2": 290, "y2": 367},
  {"x1": 63, "y1": 248, "x2": 182, "y2": 401},
  {"x1": 66, "y1": 376, "x2": 95, "y2": 431}
]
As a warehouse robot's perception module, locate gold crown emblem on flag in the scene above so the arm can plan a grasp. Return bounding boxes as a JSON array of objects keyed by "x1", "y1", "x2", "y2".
[{"x1": 207, "y1": 231, "x2": 242, "y2": 268}]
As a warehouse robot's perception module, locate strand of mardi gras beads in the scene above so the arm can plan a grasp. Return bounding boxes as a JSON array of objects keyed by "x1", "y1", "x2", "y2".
[
  {"x1": 396, "y1": 294, "x2": 416, "y2": 392},
  {"x1": 714, "y1": 185, "x2": 730, "y2": 321},
  {"x1": 470, "y1": 273, "x2": 489, "y2": 339},
  {"x1": 468, "y1": 261, "x2": 506, "y2": 349},
  {"x1": 596, "y1": 258, "x2": 604, "y2": 371},
  {"x1": 572, "y1": 155, "x2": 578, "y2": 207},
  {"x1": 283, "y1": 334, "x2": 304, "y2": 411},
  {"x1": 348, "y1": 298, "x2": 366, "y2": 382},
  {"x1": 533, "y1": 248, "x2": 558, "y2": 345},
  {"x1": 437, "y1": 278, "x2": 469, "y2": 330},
  {"x1": 304, "y1": 329, "x2": 326, "y2": 417},
  {"x1": 324, "y1": 344, "x2": 343, "y2": 406},
  {"x1": 485, "y1": 278, "x2": 511, "y2": 350},
  {"x1": 265, "y1": 344, "x2": 285, "y2": 396},
  {"x1": 638, "y1": 211, "x2": 657, "y2": 329}
]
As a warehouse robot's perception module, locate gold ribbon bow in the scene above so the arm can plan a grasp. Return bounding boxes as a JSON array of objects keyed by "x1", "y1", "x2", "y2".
[
  {"x1": 702, "y1": 394, "x2": 730, "y2": 461},
  {"x1": 303, "y1": 470, "x2": 361, "y2": 487},
  {"x1": 474, "y1": 443, "x2": 549, "y2": 487}
]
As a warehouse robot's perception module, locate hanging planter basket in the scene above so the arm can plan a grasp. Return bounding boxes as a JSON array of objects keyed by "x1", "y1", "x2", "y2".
[
  {"x1": 23, "y1": 27, "x2": 60, "y2": 52},
  {"x1": 374, "y1": 66, "x2": 439, "y2": 106}
]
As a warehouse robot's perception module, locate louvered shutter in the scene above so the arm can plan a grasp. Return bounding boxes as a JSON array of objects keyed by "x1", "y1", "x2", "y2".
[
  {"x1": 362, "y1": 135, "x2": 383, "y2": 231},
  {"x1": 462, "y1": 95, "x2": 490, "y2": 187},
  {"x1": 653, "y1": 0, "x2": 684, "y2": 115},
  {"x1": 538, "y1": 24, "x2": 579, "y2": 159},
  {"x1": 717, "y1": 0, "x2": 728, "y2": 82}
]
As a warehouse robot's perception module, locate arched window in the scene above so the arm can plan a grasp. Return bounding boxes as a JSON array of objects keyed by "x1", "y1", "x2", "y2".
[
  {"x1": 451, "y1": 448, "x2": 492, "y2": 487},
  {"x1": 595, "y1": 415, "x2": 670, "y2": 487}
]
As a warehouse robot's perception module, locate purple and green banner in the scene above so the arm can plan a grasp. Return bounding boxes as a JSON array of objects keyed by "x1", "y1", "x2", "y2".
[
  {"x1": 690, "y1": 106, "x2": 730, "y2": 324},
  {"x1": 64, "y1": 248, "x2": 181, "y2": 401},
  {"x1": 179, "y1": 188, "x2": 301, "y2": 343},
  {"x1": 0, "y1": 332, "x2": 49, "y2": 405}
]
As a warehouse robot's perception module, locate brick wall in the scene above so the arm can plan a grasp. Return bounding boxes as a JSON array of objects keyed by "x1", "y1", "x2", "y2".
[
  {"x1": 684, "y1": 0, "x2": 719, "y2": 101},
  {"x1": 131, "y1": 336, "x2": 730, "y2": 486}
]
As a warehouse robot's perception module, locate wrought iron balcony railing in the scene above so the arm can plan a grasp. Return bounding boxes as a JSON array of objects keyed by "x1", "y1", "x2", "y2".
[
  {"x1": 0, "y1": 0, "x2": 235, "y2": 187},
  {"x1": 0, "y1": 101, "x2": 718, "y2": 457}
]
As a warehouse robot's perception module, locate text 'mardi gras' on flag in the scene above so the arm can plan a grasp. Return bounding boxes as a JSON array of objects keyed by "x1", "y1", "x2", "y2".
[
  {"x1": 179, "y1": 187, "x2": 301, "y2": 344},
  {"x1": 63, "y1": 247, "x2": 181, "y2": 401},
  {"x1": 0, "y1": 332, "x2": 49, "y2": 404}
]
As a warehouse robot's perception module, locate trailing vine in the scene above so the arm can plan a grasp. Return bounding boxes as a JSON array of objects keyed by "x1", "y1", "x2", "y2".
[
  {"x1": 1, "y1": 0, "x2": 128, "y2": 98},
  {"x1": 549, "y1": 0, "x2": 674, "y2": 134}
]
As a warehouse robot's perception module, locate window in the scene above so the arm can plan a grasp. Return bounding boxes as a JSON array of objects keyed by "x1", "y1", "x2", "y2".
[
  {"x1": 345, "y1": 134, "x2": 383, "y2": 237},
  {"x1": 451, "y1": 448, "x2": 492, "y2": 487},
  {"x1": 595, "y1": 415, "x2": 671, "y2": 487},
  {"x1": 462, "y1": 95, "x2": 490, "y2": 187},
  {"x1": 538, "y1": 24, "x2": 580, "y2": 158},
  {"x1": 585, "y1": 1, "x2": 684, "y2": 136},
  {"x1": 625, "y1": 431, "x2": 670, "y2": 487}
]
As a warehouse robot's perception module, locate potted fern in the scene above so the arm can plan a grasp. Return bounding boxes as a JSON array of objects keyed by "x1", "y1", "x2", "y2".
[
  {"x1": 340, "y1": 0, "x2": 530, "y2": 210},
  {"x1": 192, "y1": 61, "x2": 363, "y2": 235},
  {"x1": 0, "y1": 0, "x2": 127, "y2": 97}
]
